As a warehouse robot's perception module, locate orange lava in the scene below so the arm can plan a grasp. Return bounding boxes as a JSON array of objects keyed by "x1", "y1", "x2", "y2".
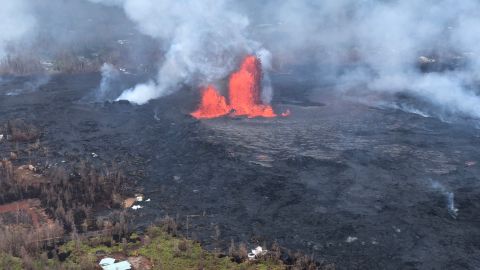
[
  {"x1": 229, "y1": 56, "x2": 276, "y2": 118},
  {"x1": 191, "y1": 55, "x2": 287, "y2": 119},
  {"x1": 190, "y1": 85, "x2": 230, "y2": 119}
]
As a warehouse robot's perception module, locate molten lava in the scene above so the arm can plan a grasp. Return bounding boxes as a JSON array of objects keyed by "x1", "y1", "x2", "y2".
[
  {"x1": 191, "y1": 85, "x2": 230, "y2": 119},
  {"x1": 229, "y1": 56, "x2": 276, "y2": 118},
  {"x1": 191, "y1": 55, "x2": 286, "y2": 119}
]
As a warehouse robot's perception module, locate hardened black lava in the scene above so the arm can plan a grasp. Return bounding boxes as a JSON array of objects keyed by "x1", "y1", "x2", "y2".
[{"x1": 1, "y1": 72, "x2": 480, "y2": 269}]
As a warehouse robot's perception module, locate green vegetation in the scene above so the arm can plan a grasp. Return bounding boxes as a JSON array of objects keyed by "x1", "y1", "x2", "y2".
[
  {"x1": 0, "y1": 253, "x2": 23, "y2": 270},
  {"x1": 0, "y1": 225, "x2": 288, "y2": 270},
  {"x1": 134, "y1": 227, "x2": 285, "y2": 270}
]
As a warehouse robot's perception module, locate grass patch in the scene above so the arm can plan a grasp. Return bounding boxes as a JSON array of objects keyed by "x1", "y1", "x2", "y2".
[
  {"x1": 0, "y1": 253, "x2": 23, "y2": 270},
  {"x1": 2, "y1": 225, "x2": 287, "y2": 269}
]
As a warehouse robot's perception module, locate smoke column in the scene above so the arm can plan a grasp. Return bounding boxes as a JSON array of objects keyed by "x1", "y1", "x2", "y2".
[
  {"x1": 97, "y1": 63, "x2": 120, "y2": 101},
  {"x1": 86, "y1": 0, "x2": 480, "y2": 121},
  {"x1": 89, "y1": 0, "x2": 268, "y2": 105},
  {"x1": 1, "y1": 0, "x2": 476, "y2": 121},
  {"x1": 0, "y1": 0, "x2": 35, "y2": 59},
  {"x1": 258, "y1": 0, "x2": 480, "y2": 119},
  {"x1": 430, "y1": 180, "x2": 459, "y2": 218}
]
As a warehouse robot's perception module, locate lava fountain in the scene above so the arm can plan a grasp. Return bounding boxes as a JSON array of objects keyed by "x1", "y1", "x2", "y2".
[
  {"x1": 191, "y1": 55, "x2": 281, "y2": 119},
  {"x1": 190, "y1": 85, "x2": 230, "y2": 119},
  {"x1": 229, "y1": 55, "x2": 276, "y2": 118}
]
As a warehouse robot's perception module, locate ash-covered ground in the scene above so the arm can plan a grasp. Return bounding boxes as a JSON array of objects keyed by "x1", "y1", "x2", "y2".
[{"x1": 1, "y1": 73, "x2": 480, "y2": 269}]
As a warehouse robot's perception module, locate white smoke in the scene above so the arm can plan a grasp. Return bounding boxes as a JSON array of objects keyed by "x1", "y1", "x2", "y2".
[
  {"x1": 0, "y1": 0, "x2": 35, "y2": 59},
  {"x1": 260, "y1": 0, "x2": 480, "y2": 119},
  {"x1": 430, "y1": 180, "x2": 459, "y2": 218},
  {"x1": 89, "y1": 0, "x2": 268, "y2": 105},
  {"x1": 96, "y1": 63, "x2": 120, "y2": 101},
  {"x1": 0, "y1": 0, "x2": 473, "y2": 120},
  {"x1": 85, "y1": 0, "x2": 480, "y2": 120},
  {"x1": 257, "y1": 48, "x2": 274, "y2": 104},
  {"x1": 116, "y1": 80, "x2": 157, "y2": 104},
  {"x1": 4, "y1": 75, "x2": 49, "y2": 96}
]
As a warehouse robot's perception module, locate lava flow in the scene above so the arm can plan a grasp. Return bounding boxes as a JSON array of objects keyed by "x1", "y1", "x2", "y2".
[
  {"x1": 191, "y1": 55, "x2": 279, "y2": 119},
  {"x1": 190, "y1": 85, "x2": 230, "y2": 119}
]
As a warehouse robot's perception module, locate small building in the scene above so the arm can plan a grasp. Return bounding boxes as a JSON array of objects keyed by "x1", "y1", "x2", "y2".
[
  {"x1": 99, "y1": 257, "x2": 132, "y2": 270},
  {"x1": 99, "y1": 258, "x2": 115, "y2": 266}
]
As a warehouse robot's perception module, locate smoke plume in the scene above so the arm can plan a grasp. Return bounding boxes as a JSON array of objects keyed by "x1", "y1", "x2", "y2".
[
  {"x1": 0, "y1": 0, "x2": 35, "y2": 59},
  {"x1": 429, "y1": 179, "x2": 459, "y2": 218},
  {"x1": 87, "y1": 0, "x2": 480, "y2": 121},
  {"x1": 257, "y1": 0, "x2": 480, "y2": 119},
  {"x1": 94, "y1": 0, "x2": 267, "y2": 105},
  {"x1": 1, "y1": 0, "x2": 480, "y2": 121},
  {"x1": 96, "y1": 63, "x2": 120, "y2": 101}
]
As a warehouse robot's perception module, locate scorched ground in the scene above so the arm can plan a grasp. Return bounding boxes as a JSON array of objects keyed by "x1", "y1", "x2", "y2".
[{"x1": 0, "y1": 72, "x2": 480, "y2": 269}]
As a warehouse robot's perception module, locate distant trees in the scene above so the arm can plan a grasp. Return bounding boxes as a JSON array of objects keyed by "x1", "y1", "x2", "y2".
[
  {"x1": 7, "y1": 119, "x2": 40, "y2": 142},
  {"x1": 0, "y1": 119, "x2": 135, "y2": 268},
  {"x1": 0, "y1": 159, "x2": 131, "y2": 270},
  {"x1": 0, "y1": 221, "x2": 64, "y2": 256},
  {"x1": 39, "y1": 161, "x2": 129, "y2": 233},
  {"x1": 0, "y1": 159, "x2": 128, "y2": 232}
]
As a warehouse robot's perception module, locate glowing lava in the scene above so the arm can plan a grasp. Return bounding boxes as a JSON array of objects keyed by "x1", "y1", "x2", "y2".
[
  {"x1": 191, "y1": 55, "x2": 284, "y2": 119},
  {"x1": 190, "y1": 85, "x2": 230, "y2": 119},
  {"x1": 229, "y1": 55, "x2": 276, "y2": 118}
]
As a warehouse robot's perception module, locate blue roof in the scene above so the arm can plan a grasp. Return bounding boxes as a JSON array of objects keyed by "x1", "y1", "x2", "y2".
[
  {"x1": 102, "y1": 261, "x2": 131, "y2": 270},
  {"x1": 99, "y1": 258, "x2": 116, "y2": 266}
]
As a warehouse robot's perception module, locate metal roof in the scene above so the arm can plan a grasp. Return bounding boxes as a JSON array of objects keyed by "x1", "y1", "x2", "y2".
[
  {"x1": 99, "y1": 258, "x2": 116, "y2": 266},
  {"x1": 99, "y1": 258, "x2": 132, "y2": 270},
  {"x1": 102, "y1": 261, "x2": 132, "y2": 270}
]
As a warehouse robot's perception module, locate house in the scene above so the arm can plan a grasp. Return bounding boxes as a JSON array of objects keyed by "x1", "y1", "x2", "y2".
[{"x1": 99, "y1": 257, "x2": 132, "y2": 270}]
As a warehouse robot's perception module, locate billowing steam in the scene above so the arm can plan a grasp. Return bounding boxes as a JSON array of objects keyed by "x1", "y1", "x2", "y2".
[
  {"x1": 258, "y1": 0, "x2": 480, "y2": 119},
  {"x1": 429, "y1": 179, "x2": 459, "y2": 218},
  {"x1": 1, "y1": 0, "x2": 480, "y2": 121},
  {"x1": 93, "y1": 64, "x2": 119, "y2": 99},
  {"x1": 87, "y1": 0, "x2": 480, "y2": 121},
  {"x1": 91, "y1": 0, "x2": 268, "y2": 105},
  {"x1": 0, "y1": 0, "x2": 34, "y2": 59},
  {"x1": 257, "y1": 48, "x2": 274, "y2": 104}
]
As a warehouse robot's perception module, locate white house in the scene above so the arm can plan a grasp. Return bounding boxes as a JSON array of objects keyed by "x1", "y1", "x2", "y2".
[{"x1": 99, "y1": 257, "x2": 132, "y2": 270}]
